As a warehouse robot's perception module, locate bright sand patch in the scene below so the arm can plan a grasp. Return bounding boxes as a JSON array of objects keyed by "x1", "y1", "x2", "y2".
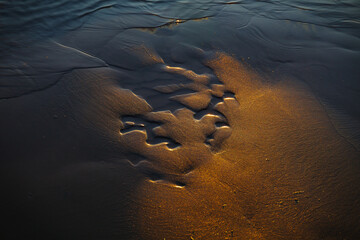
[{"x1": 120, "y1": 53, "x2": 360, "y2": 239}]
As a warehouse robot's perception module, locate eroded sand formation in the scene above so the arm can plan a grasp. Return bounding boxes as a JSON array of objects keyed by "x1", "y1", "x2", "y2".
[
  {"x1": 124, "y1": 51, "x2": 360, "y2": 240},
  {"x1": 1, "y1": 42, "x2": 359, "y2": 239},
  {"x1": 87, "y1": 48, "x2": 360, "y2": 239}
]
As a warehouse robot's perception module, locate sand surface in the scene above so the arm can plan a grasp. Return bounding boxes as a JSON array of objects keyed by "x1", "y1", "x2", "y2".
[{"x1": 1, "y1": 0, "x2": 360, "y2": 239}]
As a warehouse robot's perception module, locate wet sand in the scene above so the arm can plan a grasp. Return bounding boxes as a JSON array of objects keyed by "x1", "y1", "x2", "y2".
[{"x1": 1, "y1": 0, "x2": 360, "y2": 239}]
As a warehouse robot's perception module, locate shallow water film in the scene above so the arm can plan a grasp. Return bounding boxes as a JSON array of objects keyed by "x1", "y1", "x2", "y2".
[{"x1": 1, "y1": 0, "x2": 360, "y2": 239}]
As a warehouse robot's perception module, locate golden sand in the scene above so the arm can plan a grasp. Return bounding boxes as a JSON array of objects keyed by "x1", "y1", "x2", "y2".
[
  {"x1": 114, "y1": 52, "x2": 360, "y2": 239},
  {"x1": 42, "y1": 48, "x2": 359, "y2": 239}
]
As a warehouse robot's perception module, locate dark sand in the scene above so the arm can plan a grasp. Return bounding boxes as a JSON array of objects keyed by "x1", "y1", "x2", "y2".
[{"x1": 1, "y1": 1, "x2": 360, "y2": 239}]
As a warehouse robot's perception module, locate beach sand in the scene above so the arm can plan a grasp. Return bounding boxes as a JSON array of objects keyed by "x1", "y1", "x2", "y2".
[{"x1": 1, "y1": 1, "x2": 360, "y2": 239}]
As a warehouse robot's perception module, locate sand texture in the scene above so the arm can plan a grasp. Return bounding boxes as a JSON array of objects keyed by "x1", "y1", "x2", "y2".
[{"x1": 1, "y1": 0, "x2": 360, "y2": 239}]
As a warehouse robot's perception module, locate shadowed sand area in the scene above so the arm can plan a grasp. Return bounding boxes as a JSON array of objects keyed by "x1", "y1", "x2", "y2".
[{"x1": 1, "y1": 0, "x2": 360, "y2": 239}]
